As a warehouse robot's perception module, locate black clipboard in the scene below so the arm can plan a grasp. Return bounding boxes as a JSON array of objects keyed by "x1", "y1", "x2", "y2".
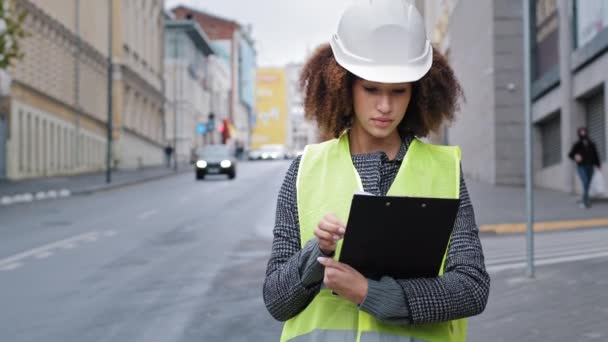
[{"x1": 338, "y1": 194, "x2": 460, "y2": 280}]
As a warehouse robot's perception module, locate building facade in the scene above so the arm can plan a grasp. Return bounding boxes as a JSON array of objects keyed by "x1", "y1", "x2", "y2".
[
  {"x1": 0, "y1": 0, "x2": 165, "y2": 180},
  {"x1": 530, "y1": 0, "x2": 608, "y2": 192},
  {"x1": 425, "y1": 0, "x2": 526, "y2": 186},
  {"x1": 425, "y1": 0, "x2": 608, "y2": 193},
  {"x1": 113, "y1": 0, "x2": 165, "y2": 169},
  {"x1": 164, "y1": 19, "x2": 215, "y2": 165},
  {"x1": 172, "y1": 6, "x2": 257, "y2": 150},
  {"x1": 285, "y1": 63, "x2": 317, "y2": 151},
  {"x1": 3, "y1": 0, "x2": 111, "y2": 180}
]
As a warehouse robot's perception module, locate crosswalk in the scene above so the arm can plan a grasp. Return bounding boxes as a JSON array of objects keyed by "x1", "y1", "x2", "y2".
[{"x1": 481, "y1": 227, "x2": 608, "y2": 273}]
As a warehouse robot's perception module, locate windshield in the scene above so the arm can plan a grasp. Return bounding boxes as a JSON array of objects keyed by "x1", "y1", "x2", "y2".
[{"x1": 198, "y1": 145, "x2": 230, "y2": 159}]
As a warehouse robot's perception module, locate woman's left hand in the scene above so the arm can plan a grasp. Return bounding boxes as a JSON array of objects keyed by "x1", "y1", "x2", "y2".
[{"x1": 317, "y1": 257, "x2": 368, "y2": 305}]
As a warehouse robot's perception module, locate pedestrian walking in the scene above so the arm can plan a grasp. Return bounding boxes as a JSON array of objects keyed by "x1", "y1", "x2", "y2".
[
  {"x1": 568, "y1": 127, "x2": 602, "y2": 208},
  {"x1": 164, "y1": 144, "x2": 174, "y2": 168},
  {"x1": 263, "y1": 2, "x2": 490, "y2": 341}
]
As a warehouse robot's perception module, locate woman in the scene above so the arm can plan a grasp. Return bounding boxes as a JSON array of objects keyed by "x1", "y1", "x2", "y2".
[
  {"x1": 263, "y1": 2, "x2": 490, "y2": 341},
  {"x1": 568, "y1": 127, "x2": 602, "y2": 208}
]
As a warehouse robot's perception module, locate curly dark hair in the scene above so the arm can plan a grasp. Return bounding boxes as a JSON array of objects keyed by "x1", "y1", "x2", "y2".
[{"x1": 299, "y1": 43, "x2": 464, "y2": 139}]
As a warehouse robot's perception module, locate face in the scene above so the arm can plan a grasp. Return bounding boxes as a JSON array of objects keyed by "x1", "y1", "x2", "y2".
[
  {"x1": 578, "y1": 128, "x2": 587, "y2": 137},
  {"x1": 352, "y1": 79, "x2": 412, "y2": 139}
]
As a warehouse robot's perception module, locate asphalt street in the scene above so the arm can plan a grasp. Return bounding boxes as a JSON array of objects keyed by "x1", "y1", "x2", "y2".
[{"x1": 1, "y1": 160, "x2": 607, "y2": 341}]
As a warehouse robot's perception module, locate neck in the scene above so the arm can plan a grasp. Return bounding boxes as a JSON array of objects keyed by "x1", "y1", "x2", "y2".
[{"x1": 348, "y1": 125, "x2": 402, "y2": 160}]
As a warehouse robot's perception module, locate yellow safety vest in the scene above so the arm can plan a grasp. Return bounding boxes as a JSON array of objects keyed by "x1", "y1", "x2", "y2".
[{"x1": 281, "y1": 133, "x2": 465, "y2": 342}]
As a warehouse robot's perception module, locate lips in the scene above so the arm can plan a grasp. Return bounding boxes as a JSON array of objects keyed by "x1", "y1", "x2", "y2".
[{"x1": 370, "y1": 118, "x2": 393, "y2": 128}]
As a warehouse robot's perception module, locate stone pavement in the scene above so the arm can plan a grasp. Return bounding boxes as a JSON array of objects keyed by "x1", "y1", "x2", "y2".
[{"x1": 468, "y1": 255, "x2": 608, "y2": 341}]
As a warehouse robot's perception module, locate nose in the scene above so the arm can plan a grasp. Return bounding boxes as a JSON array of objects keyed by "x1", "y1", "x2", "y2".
[{"x1": 376, "y1": 94, "x2": 391, "y2": 114}]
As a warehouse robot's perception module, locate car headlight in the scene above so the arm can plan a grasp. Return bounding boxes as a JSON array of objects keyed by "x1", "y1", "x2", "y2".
[
  {"x1": 220, "y1": 160, "x2": 232, "y2": 168},
  {"x1": 196, "y1": 160, "x2": 207, "y2": 169},
  {"x1": 262, "y1": 153, "x2": 269, "y2": 159},
  {"x1": 271, "y1": 153, "x2": 278, "y2": 159}
]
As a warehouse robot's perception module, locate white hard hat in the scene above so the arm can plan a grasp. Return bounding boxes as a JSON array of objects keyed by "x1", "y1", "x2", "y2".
[{"x1": 330, "y1": 0, "x2": 433, "y2": 83}]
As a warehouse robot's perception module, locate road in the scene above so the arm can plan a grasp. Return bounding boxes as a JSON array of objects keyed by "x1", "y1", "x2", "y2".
[{"x1": 1, "y1": 160, "x2": 607, "y2": 341}]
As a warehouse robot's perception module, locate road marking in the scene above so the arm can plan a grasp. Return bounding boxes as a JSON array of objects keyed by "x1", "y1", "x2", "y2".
[
  {"x1": 33, "y1": 251, "x2": 53, "y2": 259},
  {"x1": 0, "y1": 262, "x2": 23, "y2": 271},
  {"x1": 60, "y1": 243, "x2": 76, "y2": 249},
  {"x1": 0, "y1": 231, "x2": 114, "y2": 272},
  {"x1": 480, "y1": 218, "x2": 608, "y2": 234},
  {"x1": 487, "y1": 250, "x2": 608, "y2": 273},
  {"x1": 486, "y1": 245, "x2": 608, "y2": 266},
  {"x1": 137, "y1": 210, "x2": 158, "y2": 220}
]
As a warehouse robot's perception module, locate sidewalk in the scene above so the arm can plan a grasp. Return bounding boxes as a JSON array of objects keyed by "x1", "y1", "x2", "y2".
[
  {"x1": 468, "y1": 255, "x2": 608, "y2": 341},
  {"x1": 466, "y1": 179, "x2": 608, "y2": 233},
  {"x1": 0, "y1": 163, "x2": 191, "y2": 206}
]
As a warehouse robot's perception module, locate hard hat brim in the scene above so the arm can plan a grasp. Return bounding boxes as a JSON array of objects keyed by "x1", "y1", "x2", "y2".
[{"x1": 330, "y1": 38, "x2": 433, "y2": 83}]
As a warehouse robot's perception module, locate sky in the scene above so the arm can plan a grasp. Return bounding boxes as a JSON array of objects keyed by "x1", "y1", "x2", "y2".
[{"x1": 164, "y1": 0, "x2": 354, "y2": 67}]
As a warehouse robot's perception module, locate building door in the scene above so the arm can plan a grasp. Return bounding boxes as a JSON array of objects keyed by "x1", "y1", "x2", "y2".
[
  {"x1": 0, "y1": 115, "x2": 7, "y2": 179},
  {"x1": 586, "y1": 91, "x2": 606, "y2": 161}
]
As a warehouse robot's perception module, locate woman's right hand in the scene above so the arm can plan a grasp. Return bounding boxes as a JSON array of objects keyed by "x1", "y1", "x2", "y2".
[{"x1": 314, "y1": 213, "x2": 346, "y2": 255}]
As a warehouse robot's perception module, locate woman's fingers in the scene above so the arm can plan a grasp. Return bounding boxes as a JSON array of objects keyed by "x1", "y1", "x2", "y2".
[
  {"x1": 324, "y1": 214, "x2": 346, "y2": 230},
  {"x1": 314, "y1": 227, "x2": 337, "y2": 242},
  {"x1": 318, "y1": 217, "x2": 346, "y2": 237}
]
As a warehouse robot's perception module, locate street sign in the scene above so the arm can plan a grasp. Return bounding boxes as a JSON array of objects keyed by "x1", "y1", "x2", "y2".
[{"x1": 197, "y1": 123, "x2": 207, "y2": 135}]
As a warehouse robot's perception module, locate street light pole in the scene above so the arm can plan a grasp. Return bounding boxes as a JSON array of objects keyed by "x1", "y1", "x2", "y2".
[
  {"x1": 523, "y1": 0, "x2": 535, "y2": 278},
  {"x1": 106, "y1": 0, "x2": 113, "y2": 184},
  {"x1": 173, "y1": 36, "x2": 178, "y2": 172}
]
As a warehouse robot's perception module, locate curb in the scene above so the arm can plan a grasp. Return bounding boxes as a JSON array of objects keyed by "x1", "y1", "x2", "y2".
[
  {"x1": 0, "y1": 168, "x2": 191, "y2": 207},
  {"x1": 480, "y1": 218, "x2": 608, "y2": 234},
  {"x1": 73, "y1": 168, "x2": 191, "y2": 195}
]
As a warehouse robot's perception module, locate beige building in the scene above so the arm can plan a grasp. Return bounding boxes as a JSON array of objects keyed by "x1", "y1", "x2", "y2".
[
  {"x1": 114, "y1": 0, "x2": 165, "y2": 169},
  {"x1": 1, "y1": 0, "x2": 165, "y2": 180}
]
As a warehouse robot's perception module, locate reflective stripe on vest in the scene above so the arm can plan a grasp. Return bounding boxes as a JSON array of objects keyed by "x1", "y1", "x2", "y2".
[
  {"x1": 287, "y1": 330, "x2": 430, "y2": 342},
  {"x1": 282, "y1": 133, "x2": 466, "y2": 342}
]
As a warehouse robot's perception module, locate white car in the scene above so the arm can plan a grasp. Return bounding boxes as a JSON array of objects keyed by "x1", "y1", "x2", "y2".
[{"x1": 249, "y1": 144, "x2": 288, "y2": 160}]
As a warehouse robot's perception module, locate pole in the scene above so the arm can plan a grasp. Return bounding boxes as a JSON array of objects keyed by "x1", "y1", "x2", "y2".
[
  {"x1": 523, "y1": 0, "x2": 535, "y2": 278},
  {"x1": 74, "y1": 0, "x2": 81, "y2": 170},
  {"x1": 106, "y1": 0, "x2": 113, "y2": 184},
  {"x1": 173, "y1": 37, "x2": 178, "y2": 171}
]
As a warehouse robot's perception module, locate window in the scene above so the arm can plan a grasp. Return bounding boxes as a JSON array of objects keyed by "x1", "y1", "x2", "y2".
[
  {"x1": 533, "y1": 0, "x2": 560, "y2": 81},
  {"x1": 585, "y1": 92, "x2": 606, "y2": 161},
  {"x1": 42, "y1": 120, "x2": 47, "y2": 174},
  {"x1": 34, "y1": 117, "x2": 39, "y2": 173},
  {"x1": 575, "y1": 0, "x2": 608, "y2": 48},
  {"x1": 65, "y1": 127, "x2": 70, "y2": 170},
  {"x1": 50, "y1": 123, "x2": 55, "y2": 171},
  {"x1": 26, "y1": 113, "x2": 31, "y2": 173},
  {"x1": 539, "y1": 112, "x2": 562, "y2": 167},
  {"x1": 18, "y1": 110, "x2": 23, "y2": 172}
]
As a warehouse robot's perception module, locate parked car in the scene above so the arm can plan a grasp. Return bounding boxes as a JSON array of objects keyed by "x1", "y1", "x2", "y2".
[
  {"x1": 195, "y1": 144, "x2": 236, "y2": 180},
  {"x1": 248, "y1": 144, "x2": 288, "y2": 160}
]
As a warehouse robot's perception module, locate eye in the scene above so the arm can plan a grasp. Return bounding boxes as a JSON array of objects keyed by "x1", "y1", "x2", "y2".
[
  {"x1": 363, "y1": 86, "x2": 379, "y2": 93},
  {"x1": 392, "y1": 88, "x2": 407, "y2": 94}
]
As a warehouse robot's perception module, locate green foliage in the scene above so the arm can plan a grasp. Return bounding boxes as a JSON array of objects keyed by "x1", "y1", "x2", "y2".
[{"x1": 0, "y1": 0, "x2": 28, "y2": 69}]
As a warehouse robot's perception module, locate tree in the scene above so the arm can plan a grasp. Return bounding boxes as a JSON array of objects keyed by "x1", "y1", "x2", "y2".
[{"x1": 0, "y1": 0, "x2": 27, "y2": 70}]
